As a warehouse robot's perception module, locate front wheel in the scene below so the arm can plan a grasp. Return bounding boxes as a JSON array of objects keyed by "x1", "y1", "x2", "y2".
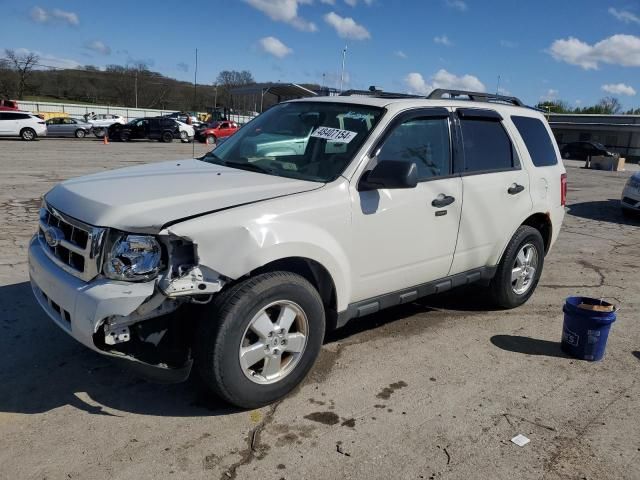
[
  {"x1": 75, "y1": 129, "x2": 86, "y2": 138},
  {"x1": 489, "y1": 226, "x2": 545, "y2": 308},
  {"x1": 93, "y1": 127, "x2": 105, "y2": 138},
  {"x1": 180, "y1": 130, "x2": 189, "y2": 143},
  {"x1": 195, "y1": 272, "x2": 325, "y2": 409},
  {"x1": 205, "y1": 134, "x2": 217, "y2": 145}
]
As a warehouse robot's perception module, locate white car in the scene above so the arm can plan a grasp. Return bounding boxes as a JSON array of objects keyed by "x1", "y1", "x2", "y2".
[
  {"x1": 87, "y1": 114, "x2": 125, "y2": 137},
  {"x1": 621, "y1": 172, "x2": 640, "y2": 215},
  {"x1": 28, "y1": 88, "x2": 566, "y2": 408},
  {"x1": 176, "y1": 120, "x2": 195, "y2": 143},
  {"x1": 0, "y1": 111, "x2": 47, "y2": 140}
]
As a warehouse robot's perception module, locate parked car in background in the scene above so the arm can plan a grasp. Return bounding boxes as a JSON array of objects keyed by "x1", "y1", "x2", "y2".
[
  {"x1": 88, "y1": 114, "x2": 126, "y2": 138},
  {"x1": 621, "y1": 172, "x2": 640, "y2": 216},
  {"x1": 45, "y1": 117, "x2": 93, "y2": 138},
  {"x1": 560, "y1": 141, "x2": 616, "y2": 160},
  {"x1": 176, "y1": 121, "x2": 195, "y2": 143},
  {"x1": 164, "y1": 112, "x2": 204, "y2": 128},
  {"x1": 196, "y1": 120, "x2": 239, "y2": 144},
  {"x1": 0, "y1": 99, "x2": 20, "y2": 111},
  {"x1": 0, "y1": 111, "x2": 47, "y2": 140},
  {"x1": 108, "y1": 117, "x2": 181, "y2": 142}
]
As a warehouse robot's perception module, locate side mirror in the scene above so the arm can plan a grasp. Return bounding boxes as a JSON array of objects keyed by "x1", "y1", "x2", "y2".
[{"x1": 358, "y1": 160, "x2": 419, "y2": 191}]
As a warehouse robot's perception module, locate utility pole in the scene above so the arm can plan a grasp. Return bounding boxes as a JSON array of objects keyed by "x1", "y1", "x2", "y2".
[
  {"x1": 214, "y1": 83, "x2": 218, "y2": 111},
  {"x1": 495, "y1": 74, "x2": 501, "y2": 96},
  {"x1": 339, "y1": 45, "x2": 347, "y2": 93},
  {"x1": 193, "y1": 48, "x2": 198, "y2": 110},
  {"x1": 134, "y1": 71, "x2": 138, "y2": 108}
]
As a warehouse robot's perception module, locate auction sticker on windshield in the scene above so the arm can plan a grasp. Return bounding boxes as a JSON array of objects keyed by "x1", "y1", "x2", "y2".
[{"x1": 311, "y1": 127, "x2": 358, "y2": 143}]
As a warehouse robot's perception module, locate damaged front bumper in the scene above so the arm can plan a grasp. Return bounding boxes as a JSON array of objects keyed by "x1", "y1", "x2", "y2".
[{"x1": 28, "y1": 235, "x2": 202, "y2": 383}]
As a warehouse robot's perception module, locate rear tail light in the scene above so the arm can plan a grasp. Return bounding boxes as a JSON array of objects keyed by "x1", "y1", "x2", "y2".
[{"x1": 560, "y1": 173, "x2": 567, "y2": 206}]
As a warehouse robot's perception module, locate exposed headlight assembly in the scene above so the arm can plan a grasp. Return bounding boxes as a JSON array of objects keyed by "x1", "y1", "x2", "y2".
[{"x1": 104, "y1": 234, "x2": 162, "y2": 281}]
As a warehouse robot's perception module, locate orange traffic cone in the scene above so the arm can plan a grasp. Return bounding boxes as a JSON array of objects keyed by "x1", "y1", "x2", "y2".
[{"x1": 103, "y1": 133, "x2": 109, "y2": 145}]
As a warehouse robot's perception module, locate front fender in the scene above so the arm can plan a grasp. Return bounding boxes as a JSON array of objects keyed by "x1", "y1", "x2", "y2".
[{"x1": 162, "y1": 183, "x2": 353, "y2": 311}]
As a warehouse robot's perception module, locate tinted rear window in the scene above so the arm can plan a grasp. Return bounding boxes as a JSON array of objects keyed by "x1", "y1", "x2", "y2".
[
  {"x1": 460, "y1": 118, "x2": 514, "y2": 172},
  {"x1": 511, "y1": 116, "x2": 558, "y2": 167}
]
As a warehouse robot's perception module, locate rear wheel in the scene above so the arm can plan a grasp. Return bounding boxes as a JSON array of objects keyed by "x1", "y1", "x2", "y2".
[
  {"x1": 93, "y1": 127, "x2": 105, "y2": 138},
  {"x1": 205, "y1": 134, "x2": 217, "y2": 145},
  {"x1": 20, "y1": 128, "x2": 36, "y2": 141},
  {"x1": 195, "y1": 272, "x2": 325, "y2": 409},
  {"x1": 161, "y1": 131, "x2": 173, "y2": 143},
  {"x1": 489, "y1": 226, "x2": 545, "y2": 308},
  {"x1": 75, "y1": 129, "x2": 86, "y2": 138},
  {"x1": 180, "y1": 130, "x2": 189, "y2": 143}
]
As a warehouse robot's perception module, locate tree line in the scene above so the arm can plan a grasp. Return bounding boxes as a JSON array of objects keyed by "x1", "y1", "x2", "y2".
[
  {"x1": 0, "y1": 49, "x2": 277, "y2": 113},
  {"x1": 536, "y1": 96, "x2": 640, "y2": 115}
]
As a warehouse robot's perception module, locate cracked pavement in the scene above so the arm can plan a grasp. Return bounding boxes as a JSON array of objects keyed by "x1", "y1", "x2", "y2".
[{"x1": 0, "y1": 138, "x2": 639, "y2": 480}]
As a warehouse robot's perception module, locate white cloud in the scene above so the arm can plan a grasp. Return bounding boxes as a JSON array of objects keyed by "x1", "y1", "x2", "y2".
[
  {"x1": 500, "y1": 39, "x2": 517, "y2": 48},
  {"x1": 84, "y1": 40, "x2": 111, "y2": 55},
  {"x1": 609, "y1": 7, "x2": 640, "y2": 25},
  {"x1": 445, "y1": 0, "x2": 467, "y2": 12},
  {"x1": 29, "y1": 6, "x2": 79, "y2": 26},
  {"x1": 15, "y1": 48, "x2": 81, "y2": 69},
  {"x1": 344, "y1": 0, "x2": 373, "y2": 6},
  {"x1": 540, "y1": 89, "x2": 559, "y2": 101},
  {"x1": 395, "y1": 50, "x2": 407, "y2": 59},
  {"x1": 548, "y1": 34, "x2": 640, "y2": 69},
  {"x1": 324, "y1": 12, "x2": 371, "y2": 40},
  {"x1": 405, "y1": 69, "x2": 485, "y2": 95},
  {"x1": 244, "y1": 0, "x2": 317, "y2": 32},
  {"x1": 29, "y1": 6, "x2": 47, "y2": 22},
  {"x1": 602, "y1": 83, "x2": 636, "y2": 96},
  {"x1": 434, "y1": 35, "x2": 452, "y2": 46},
  {"x1": 258, "y1": 36, "x2": 293, "y2": 58}
]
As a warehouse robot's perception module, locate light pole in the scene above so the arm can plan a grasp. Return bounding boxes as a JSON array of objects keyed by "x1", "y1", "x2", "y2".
[{"x1": 339, "y1": 45, "x2": 347, "y2": 93}]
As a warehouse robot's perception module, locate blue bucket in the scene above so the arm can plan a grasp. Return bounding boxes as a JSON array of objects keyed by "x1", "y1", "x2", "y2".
[{"x1": 561, "y1": 296, "x2": 617, "y2": 361}]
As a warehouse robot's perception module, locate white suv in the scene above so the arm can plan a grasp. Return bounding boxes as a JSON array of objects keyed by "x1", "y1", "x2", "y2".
[
  {"x1": 0, "y1": 111, "x2": 47, "y2": 140},
  {"x1": 28, "y1": 89, "x2": 566, "y2": 408}
]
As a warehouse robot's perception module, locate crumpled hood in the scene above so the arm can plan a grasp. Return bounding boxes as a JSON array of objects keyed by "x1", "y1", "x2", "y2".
[{"x1": 45, "y1": 159, "x2": 322, "y2": 232}]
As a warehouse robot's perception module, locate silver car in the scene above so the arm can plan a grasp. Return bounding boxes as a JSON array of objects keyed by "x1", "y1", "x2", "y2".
[{"x1": 45, "y1": 117, "x2": 93, "y2": 138}]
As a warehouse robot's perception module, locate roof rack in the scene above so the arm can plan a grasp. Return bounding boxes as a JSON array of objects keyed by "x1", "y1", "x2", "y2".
[
  {"x1": 427, "y1": 89, "x2": 524, "y2": 107},
  {"x1": 340, "y1": 85, "x2": 426, "y2": 99}
]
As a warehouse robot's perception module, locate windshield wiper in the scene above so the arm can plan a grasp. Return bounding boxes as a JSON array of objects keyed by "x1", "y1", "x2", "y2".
[{"x1": 223, "y1": 160, "x2": 273, "y2": 175}]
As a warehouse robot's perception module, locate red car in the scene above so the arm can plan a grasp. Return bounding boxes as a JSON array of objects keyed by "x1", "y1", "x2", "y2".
[
  {"x1": 198, "y1": 121, "x2": 239, "y2": 144},
  {"x1": 0, "y1": 99, "x2": 19, "y2": 111}
]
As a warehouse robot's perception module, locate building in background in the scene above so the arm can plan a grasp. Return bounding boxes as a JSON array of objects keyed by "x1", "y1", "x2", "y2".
[{"x1": 549, "y1": 114, "x2": 640, "y2": 163}]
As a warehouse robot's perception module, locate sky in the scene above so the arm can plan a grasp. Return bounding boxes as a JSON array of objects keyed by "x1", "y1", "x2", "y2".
[{"x1": 1, "y1": 0, "x2": 640, "y2": 108}]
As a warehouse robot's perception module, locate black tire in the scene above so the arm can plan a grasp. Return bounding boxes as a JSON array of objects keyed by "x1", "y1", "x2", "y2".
[
  {"x1": 20, "y1": 128, "x2": 36, "y2": 141},
  {"x1": 75, "y1": 129, "x2": 86, "y2": 138},
  {"x1": 194, "y1": 272, "x2": 325, "y2": 409},
  {"x1": 489, "y1": 225, "x2": 545, "y2": 309},
  {"x1": 205, "y1": 134, "x2": 217, "y2": 145},
  {"x1": 161, "y1": 131, "x2": 173, "y2": 143},
  {"x1": 93, "y1": 127, "x2": 105, "y2": 138}
]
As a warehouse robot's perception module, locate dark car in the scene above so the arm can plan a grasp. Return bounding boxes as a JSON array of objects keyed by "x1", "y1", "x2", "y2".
[
  {"x1": 108, "y1": 117, "x2": 181, "y2": 142},
  {"x1": 560, "y1": 141, "x2": 616, "y2": 160}
]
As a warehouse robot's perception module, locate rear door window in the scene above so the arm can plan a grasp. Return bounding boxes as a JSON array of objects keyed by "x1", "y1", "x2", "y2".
[
  {"x1": 459, "y1": 115, "x2": 515, "y2": 173},
  {"x1": 511, "y1": 116, "x2": 558, "y2": 167}
]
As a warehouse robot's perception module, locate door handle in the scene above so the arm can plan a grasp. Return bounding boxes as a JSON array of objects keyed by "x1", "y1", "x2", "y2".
[
  {"x1": 431, "y1": 194, "x2": 455, "y2": 208},
  {"x1": 508, "y1": 183, "x2": 525, "y2": 195}
]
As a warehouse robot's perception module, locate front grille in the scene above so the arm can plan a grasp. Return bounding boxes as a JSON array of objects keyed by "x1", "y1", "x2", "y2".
[
  {"x1": 622, "y1": 196, "x2": 639, "y2": 207},
  {"x1": 38, "y1": 202, "x2": 106, "y2": 282}
]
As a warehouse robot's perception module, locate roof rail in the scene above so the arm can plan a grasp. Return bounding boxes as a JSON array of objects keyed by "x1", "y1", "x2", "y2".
[
  {"x1": 340, "y1": 85, "x2": 426, "y2": 99},
  {"x1": 427, "y1": 89, "x2": 524, "y2": 107}
]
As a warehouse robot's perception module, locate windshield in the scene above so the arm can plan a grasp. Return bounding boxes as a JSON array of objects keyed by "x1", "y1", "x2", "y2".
[{"x1": 200, "y1": 101, "x2": 383, "y2": 182}]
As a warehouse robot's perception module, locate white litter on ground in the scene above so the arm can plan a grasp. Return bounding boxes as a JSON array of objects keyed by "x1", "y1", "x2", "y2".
[{"x1": 511, "y1": 434, "x2": 530, "y2": 447}]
